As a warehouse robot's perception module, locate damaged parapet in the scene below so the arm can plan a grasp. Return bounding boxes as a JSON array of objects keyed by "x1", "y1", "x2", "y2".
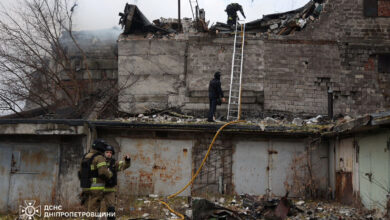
[{"x1": 118, "y1": 3, "x2": 208, "y2": 36}]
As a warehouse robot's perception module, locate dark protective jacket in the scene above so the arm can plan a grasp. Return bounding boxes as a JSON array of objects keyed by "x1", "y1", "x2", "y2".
[
  {"x1": 209, "y1": 77, "x2": 224, "y2": 100},
  {"x1": 79, "y1": 149, "x2": 113, "y2": 191},
  {"x1": 225, "y1": 3, "x2": 246, "y2": 19},
  {"x1": 104, "y1": 157, "x2": 131, "y2": 192}
]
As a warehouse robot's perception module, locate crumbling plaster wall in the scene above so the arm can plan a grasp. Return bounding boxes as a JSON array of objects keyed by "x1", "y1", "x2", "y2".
[{"x1": 119, "y1": 0, "x2": 390, "y2": 118}]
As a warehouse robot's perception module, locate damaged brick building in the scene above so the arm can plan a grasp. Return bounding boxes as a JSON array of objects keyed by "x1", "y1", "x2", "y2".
[
  {"x1": 118, "y1": 0, "x2": 390, "y2": 118},
  {"x1": 1, "y1": 0, "x2": 390, "y2": 218}
]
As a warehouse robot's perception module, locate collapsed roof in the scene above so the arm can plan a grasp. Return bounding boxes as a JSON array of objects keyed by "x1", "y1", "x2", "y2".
[
  {"x1": 119, "y1": 0, "x2": 325, "y2": 36},
  {"x1": 118, "y1": 4, "x2": 174, "y2": 35},
  {"x1": 212, "y1": 0, "x2": 325, "y2": 34}
]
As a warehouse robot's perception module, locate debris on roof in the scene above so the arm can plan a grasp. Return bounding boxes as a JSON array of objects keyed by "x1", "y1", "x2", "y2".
[
  {"x1": 118, "y1": 3, "x2": 208, "y2": 37},
  {"x1": 118, "y1": 4, "x2": 174, "y2": 35},
  {"x1": 119, "y1": 0, "x2": 325, "y2": 37},
  {"x1": 211, "y1": 0, "x2": 325, "y2": 35}
]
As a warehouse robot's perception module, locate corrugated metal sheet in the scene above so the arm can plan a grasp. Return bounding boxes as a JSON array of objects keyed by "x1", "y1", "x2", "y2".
[
  {"x1": 359, "y1": 131, "x2": 390, "y2": 212},
  {"x1": 117, "y1": 138, "x2": 193, "y2": 196}
]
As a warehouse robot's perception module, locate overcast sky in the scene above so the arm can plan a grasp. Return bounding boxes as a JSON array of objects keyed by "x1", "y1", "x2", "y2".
[{"x1": 70, "y1": 0, "x2": 310, "y2": 30}]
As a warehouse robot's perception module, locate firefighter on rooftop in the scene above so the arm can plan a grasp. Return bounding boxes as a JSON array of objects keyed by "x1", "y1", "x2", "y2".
[{"x1": 225, "y1": 3, "x2": 246, "y2": 26}]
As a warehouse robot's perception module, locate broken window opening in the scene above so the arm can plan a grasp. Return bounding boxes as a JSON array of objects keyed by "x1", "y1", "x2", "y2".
[
  {"x1": 364, "y1": 0, "x2": 390, "y2": 17},
  {"x1": 378, "y1": 54, "x2": 390, "y2": 73}
]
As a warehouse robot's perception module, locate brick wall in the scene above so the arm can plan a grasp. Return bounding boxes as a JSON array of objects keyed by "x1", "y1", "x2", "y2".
[
  {"x1": 378, "y1": 0, "x2": 390, "y2": 17},
  {"x1": 118, "y1": 0, "x2": 390, "y2": 118}
]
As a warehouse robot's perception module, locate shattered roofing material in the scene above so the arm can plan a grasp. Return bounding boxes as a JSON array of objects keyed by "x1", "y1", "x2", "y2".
[
  {"x1": 119, "y1": 4, "x2": 174, "y2": 35},
  {"x1": 246, "y1": 0, "x2": 318, "y2": 34},
  {"x1": 212, "y1": 0, "x2": 324, "y2": 35},
  {"x1": 323, "y1": 111, "x2": 390, "y2": 136}
]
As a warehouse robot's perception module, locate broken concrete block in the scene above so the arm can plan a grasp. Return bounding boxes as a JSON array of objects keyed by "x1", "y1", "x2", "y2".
[
  {"x1": 185, "y1": 209, "x2": 193, "y2": 218},
  {"x1": 263, "y1": 117, "x2": 280, "y2": 125},
  {"x1": 149, "y1": 194, "x2": 158, "y2": 198},
  {"x1": 269, "y1": 23, "x2": 279, "y2": 30},
  {"x1": 297, "y1": 19, "x2": 307, "y2": 28},
  {"x1": 292, "y1": 118, "x2": 304, "y2": 126}
]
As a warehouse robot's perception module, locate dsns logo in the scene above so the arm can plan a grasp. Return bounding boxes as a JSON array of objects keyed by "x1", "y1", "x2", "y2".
[{"x1": 19, "y1": 200, "x2": 41, "y2": 220}]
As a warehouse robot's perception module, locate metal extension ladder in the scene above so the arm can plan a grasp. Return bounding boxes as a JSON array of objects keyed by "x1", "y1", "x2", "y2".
[
  {"x1": 189, "y1": 0, "x2": 199, "y2": 20},
  {"x1": 227, "y1": 19, "x2": 246, "y2": 121}
]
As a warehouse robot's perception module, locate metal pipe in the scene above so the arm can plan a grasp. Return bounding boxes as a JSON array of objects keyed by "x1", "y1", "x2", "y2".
[
  {"x1": 178, "y1": 0, "x2": 181, "y2": 32},
  {"x1": 328, "y1": 87, "x2": 333, "y2": 120}
]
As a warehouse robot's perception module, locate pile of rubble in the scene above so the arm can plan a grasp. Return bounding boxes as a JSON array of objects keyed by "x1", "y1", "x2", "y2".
[
  {"x1": 118, "y1": 108, "x2": 351, "y2": 124},
  {"x1": 190, "y1": 195, "x2": 375, "y2": 220},
  {"x1": 119, "y1": 194, "x2": 379, "y2": 219}
]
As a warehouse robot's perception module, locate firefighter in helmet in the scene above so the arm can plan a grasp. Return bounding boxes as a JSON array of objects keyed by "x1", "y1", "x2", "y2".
[
  {"x1": 225, "y1": 3, "x2": 246, "y2": 26},
  {"x1": 103, "y1": 145, "x2": 131, "y2": 220},
  {"x1": 78, "y1": 139, "x2": 113, "y2": 213}
]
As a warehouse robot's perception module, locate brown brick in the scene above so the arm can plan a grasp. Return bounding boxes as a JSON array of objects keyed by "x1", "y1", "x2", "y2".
[{"x1": 378, "y1": 0, "x2": 390, "y2": 16}]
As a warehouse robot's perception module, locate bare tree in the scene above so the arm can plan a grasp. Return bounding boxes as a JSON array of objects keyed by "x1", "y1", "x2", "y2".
[{"x1": 0, "y1": 0, "x2": 129, "y2": 118}]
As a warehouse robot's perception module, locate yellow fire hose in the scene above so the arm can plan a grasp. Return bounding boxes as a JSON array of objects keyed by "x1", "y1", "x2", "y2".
[{"x1": 159, "y1": 120, "x2": 245, "y2": 219}]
